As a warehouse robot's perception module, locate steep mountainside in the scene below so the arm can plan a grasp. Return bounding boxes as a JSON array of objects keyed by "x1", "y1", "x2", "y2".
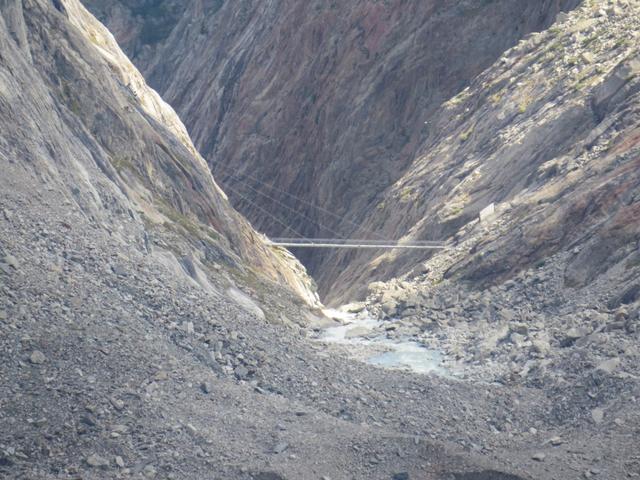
[
  {"x1": 326, "y1": 0, "x2": 640, "y2": 304},
  {"x1": 83, "y1": 0, "x2": 580, "y2": 294},
  {"x1": 79, "y1": 0, "x2": 186, "y2": 69},
  {"x1": 0, "y1": 0, "x2": 318, "y2": 308}
]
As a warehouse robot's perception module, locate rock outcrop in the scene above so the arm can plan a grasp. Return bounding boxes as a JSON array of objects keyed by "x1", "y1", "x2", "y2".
[
  {"x1": 326, "y1": 0, "x2": 640, "y2": 304},
  {"x1": 0, "y1": 0, "x2": 319, "y2": 308}
]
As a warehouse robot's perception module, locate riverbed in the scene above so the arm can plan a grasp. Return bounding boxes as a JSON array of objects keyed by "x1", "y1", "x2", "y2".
[{"x1": 317, "y1": 308, "x2": 451, "y2": 376}]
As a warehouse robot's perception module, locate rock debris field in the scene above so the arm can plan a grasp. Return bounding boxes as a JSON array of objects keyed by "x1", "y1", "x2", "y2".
[{"x1": 1, "y1": 165, "x2": 639, "y2": 479}]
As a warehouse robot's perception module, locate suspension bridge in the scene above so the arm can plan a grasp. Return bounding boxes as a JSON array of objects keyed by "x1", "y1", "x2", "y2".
[
  {"x1": 266, "y1": 238, "x2": 446, "y2": 250},
  {"x1": 212, "y1": 162, "x2": 446, "y2": 251}
]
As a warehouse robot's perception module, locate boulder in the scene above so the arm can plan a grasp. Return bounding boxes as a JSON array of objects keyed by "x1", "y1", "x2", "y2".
[
  {"x1": 592, "y1": 55, "x2": 640, "y2": 119},
  {"x1": 531, "y1": 335, "x2": 551, "y2": 356},
  {"x1": 400, "y1": 307, "x2": 418, "y2": 319},
  {"x1": 381, "y1": 301, "x2": 399, "y2": 317},
  {"x1": 479, "y1": 203, "x2": 496, "y2": 223},
  {"x1": 591, "y1": 408, "x2": 604, "y2": 424},
  {"x1": 344, "y1": 326, "x2": 373, "y2": 339},
  {"x1": 343, "y1": 302, "x2": 366, "y2": 314},
  {"x1": 499, "y1": 308, "x2": 517, "y2": 322},
  {"x1": 86, "y1": 454, "x2": 109, "y2": 468},
  {"x1": 3, "y1": 254, "x2": 19, "y2": 270},
  {"x1": 367, "y1": 282, "x2": 387, "y2": 295},
  {"x1": 234, "y1": 365, "x2": 249, "y2": 380},
  {"x1": 562, "y1": 327, "x2": 590, "y2": 346},
  {"x1": 614, "y1": 307, "x2": 629, "y2": 322},
  {"x1": 596, "y1": 357, "x2": 621, "y2": 375},
  {"x1": 29, "y1": 350, "x2": 46, "y2": 365},
  {"x1": 479, "y1": 325, "x2": 510, "y2": 356},
  {"x1": 509, "y1": 332, "x2": 527, "y2": 348},
  {"x1": 226, "y1": 287, "x2": 265, "y2": 321}
]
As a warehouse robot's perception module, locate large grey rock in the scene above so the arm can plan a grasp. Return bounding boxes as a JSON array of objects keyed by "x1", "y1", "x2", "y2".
[
  {"x1": 3, "y1": 254, "x2": 19, "y2": 270},
  {"x1": 479, "y1": 325, "x2": 510, "y2": 356},
  {"x1": 234, "y1": 365, "x2": 249, "y2": 380},
  {"x1": 591, "y1": 408, "x2": 605, "y2": 425},
  {"x1": 381, "y1": 301, "x2": 399, "y2": 318},
  {"x1": 479, "y1": 203, "x2": 496, "y2": 223},
  {"x1": 86, "y1": 454, "x2": 109, "y2": 468},
  {"x1": 273, "y1": 442, "x2": 289, "y2": 454},
  {"x1": 344, "y1": 326, "x2": 374, "y2": 339},
  {"x1": 531, "y1": 452, "x2": 546, "y2": 462},
  {"x1": 29, "y1": 350, "x2": 46, "y2": 365},
  {"x1": 343, "y1": 302, "x2": 366, "y2": 314},
  {"x1": 592, "y1": 55, "x2": 640, "y2": 118},
  {"x1": 596, "y1": 358, "x2": 621, "y2": 375},
  {"x1": 531, "y1": 334, "x2": 551, "y2": 355},
  {"x1": 226, "y1": 288, "x2": 265, "y2": 321},
  {"x1": 564, "y1": 327, "x2": 590, "y2": 343},
  {"x1": 143, "y1": 465, "x2": 157, "y2": 478},
  {"x1": 509, "y1": 332, "x2": 527, "y2": 348}
]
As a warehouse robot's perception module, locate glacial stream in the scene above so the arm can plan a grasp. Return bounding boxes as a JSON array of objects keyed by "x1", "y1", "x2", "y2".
[{"x1": 317, "y1": 309, "x2": 450, "y2": 376}]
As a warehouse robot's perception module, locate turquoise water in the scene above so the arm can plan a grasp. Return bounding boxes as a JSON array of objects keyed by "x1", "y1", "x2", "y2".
[
  {"x1": 320, "y1": 309, "x2": 448, "y2": 376},
  {"x1": 367, "y1": 341, "x2": 445, "y2": 375}
]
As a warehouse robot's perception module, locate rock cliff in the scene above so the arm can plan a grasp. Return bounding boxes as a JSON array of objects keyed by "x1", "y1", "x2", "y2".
[
  {"x1": 0, "y1": 0, "x2": 319, "y2": 309},
  {"x1": 326, "y1": 0, "x2": 640, "y2": 304},
  {"x1": 2, "y1": 2, "x2": 640, "y2": 479},
  {"x1": 82, "y1": 0, "x2": 581, "y2": 297}
]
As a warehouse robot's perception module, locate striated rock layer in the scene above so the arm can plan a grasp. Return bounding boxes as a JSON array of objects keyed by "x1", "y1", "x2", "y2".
[
  {"x1": 82, "y1": 1, "x2": 639, "y2": 312},
  {"x1": 82, "y1": 0, "x2": 581, "y2": 298},
  {"x1": 0, "y1": 0, "x2": 319, "y2": 308},
  {"x1": 326, "y1": 0, "x2": 640, "y2": 304}
]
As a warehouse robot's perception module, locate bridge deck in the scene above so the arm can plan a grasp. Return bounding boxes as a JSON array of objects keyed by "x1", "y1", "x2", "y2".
[{"x1": 266, "y1": 238, "x2": 446, "y2": 249}]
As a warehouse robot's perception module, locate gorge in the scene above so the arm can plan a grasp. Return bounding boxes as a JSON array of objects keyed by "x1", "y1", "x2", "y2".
[{"x1": 1, "y1": 1, "x2": 639, "y2": 479}]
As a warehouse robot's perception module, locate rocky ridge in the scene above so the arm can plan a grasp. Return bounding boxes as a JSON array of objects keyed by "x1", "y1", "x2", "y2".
[
  {"x1": 337, "y1": 0, "x2": 640, "y2": 422},
  {"x1": 78, "y1": 0, "x2": 186, "y2": 70}
]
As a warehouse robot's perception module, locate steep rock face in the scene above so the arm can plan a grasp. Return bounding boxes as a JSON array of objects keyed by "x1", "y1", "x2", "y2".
[
  {"x1": 82, "y1": 0, "x2": 580, "y2": 296},
  {"x1": 325, "y1": 1, "x2": 640, "y2": 304},
  {"x1": 0, "y1": 0, "x2": 319, "y2": 308},
  {"x1": 79, "y1": 0, "x2": 186, "y2": 69}
]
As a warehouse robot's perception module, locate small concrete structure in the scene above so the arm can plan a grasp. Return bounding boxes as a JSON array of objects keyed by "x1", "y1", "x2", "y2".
[{"x1": 479, "y1": 203, "x2": 496, "y2": 223}]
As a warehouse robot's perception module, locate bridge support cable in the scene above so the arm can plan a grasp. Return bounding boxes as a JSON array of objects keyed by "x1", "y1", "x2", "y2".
[
  {"x1": 211, "y1": 163, "x2": 446, "y2": 251},
  {"x1": 212, "y1": 162, "x2": 390, "y2": 241},
  {"x1": 215, "y1": 169, "x2": 345, "y2": 239}
]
